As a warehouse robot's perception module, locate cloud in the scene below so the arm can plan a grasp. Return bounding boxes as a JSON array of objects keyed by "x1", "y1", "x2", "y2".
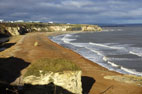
[
  {"x1": 10, "y1": 12, "x2": 29, "y2": 17},
  {"x1": 0, "y1": 0, "x2": 142, "y2": 24}
]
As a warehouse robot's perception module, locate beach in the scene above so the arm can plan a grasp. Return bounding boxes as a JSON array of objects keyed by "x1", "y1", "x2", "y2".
[{"x1": 0, "y1": 32, "x2": 142, "y2": 94}]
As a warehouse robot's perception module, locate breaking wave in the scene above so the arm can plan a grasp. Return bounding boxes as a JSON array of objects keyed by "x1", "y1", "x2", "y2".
[{"x1": 50, "y1": 33, "x2": 142, "y2": 76}]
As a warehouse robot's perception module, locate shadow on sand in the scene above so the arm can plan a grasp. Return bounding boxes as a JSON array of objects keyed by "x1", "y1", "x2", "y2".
[
  {"x1": 23, "y1": 83, "x2": 73, "y2": 94},
  {"x1": 0, "y1": 57, "x2": 30, "y2": 94},
  {"x1": 23, "y1": 76, "x2": 96, "y2": 94},
  {"x1": 0, "y1": 57, "x2": 30, "y2": 83},
  {"x1": 0, "y1": 83, "x2": 74, "y2": 94},
  {"x1": 0, "y1": 43, "x2": 15, "y2": 52},
  {"x1": 82, "y1": 76, "x2": 96, "y2": 94},
  {"x1": 0, "y1": 57, "x2": 95, "y2": 94}
]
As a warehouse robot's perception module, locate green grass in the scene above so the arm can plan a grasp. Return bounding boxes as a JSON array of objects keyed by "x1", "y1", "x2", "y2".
[{"x1": 24, "y1": 58, "x2": 80, "y2": 77}]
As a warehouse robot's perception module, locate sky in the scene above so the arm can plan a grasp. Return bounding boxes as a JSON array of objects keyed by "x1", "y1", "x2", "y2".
[{"x1": 0, "y1": 0, "x2": 142, "y2": 24}]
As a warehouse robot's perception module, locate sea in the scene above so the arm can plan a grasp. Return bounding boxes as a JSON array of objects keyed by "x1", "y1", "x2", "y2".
[{"x1": 50, "y1": 25, "x2": 142, "y2": 76}]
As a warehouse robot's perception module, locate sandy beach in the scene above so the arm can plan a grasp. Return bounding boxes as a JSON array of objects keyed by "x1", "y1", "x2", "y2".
[{"x1": 0, "y1": 32, "x2": 142, "y2": 94}]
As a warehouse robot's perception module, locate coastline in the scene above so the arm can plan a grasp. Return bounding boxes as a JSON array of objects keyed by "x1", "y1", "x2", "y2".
[
  {"x1": 50, "y1": 31, "x2": 142, "y2": 76},
  {"x1": 0, "y1": 32, "x2": 142, "y2": 94}
]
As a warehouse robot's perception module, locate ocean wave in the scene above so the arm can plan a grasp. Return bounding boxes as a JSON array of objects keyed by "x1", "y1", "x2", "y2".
[
  {"x1": 50, "y1": 33, "x2": 142, "y2": 76},
  {"x1": 102, "y1": 29, "x2": 122, "y2": 32},
  {"x1": 129, "y1": 50, "x2": 142, "y2": 57},
  {"x1": 107, "y1": 61, "x2": 142, "y2": 76},
  {"x1": 102, "y1": 29, "x2": 115, "y2": 32},
  {"x1": 90, "y1": 42, "x2": 142, "y2": 58},
  {"x1": 129, "y1": 51, "x2": 142, "y2": 57},
  {"x1": 89, "y1": 42, "x2": 123, "y2": 49},
  {"x1": 121, "y1": 67, "x2": 142, "y2": 76},
  {"x1": 108, "y1": 61, "x2": 121, "y2": 68},
  {"x1": 85, "y1": 47, "x2": 104, "y2": 56},
  {"x1": 103, "y1": 57, "x2": 142, "y2": 76},
  {"x1": 61, "y1": 34, "x2": 76, "y2": 44}
]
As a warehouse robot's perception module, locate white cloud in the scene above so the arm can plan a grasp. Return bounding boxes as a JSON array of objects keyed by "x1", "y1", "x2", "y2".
[
  {"x1": 61, "y1": 0, "x2": 94, "y2": 8},
  {"x1": 128, "y1": 8, "x2": 142, "y2": 16}
]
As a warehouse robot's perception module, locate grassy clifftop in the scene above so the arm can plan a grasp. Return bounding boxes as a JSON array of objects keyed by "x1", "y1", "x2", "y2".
[{"x1": 24, "y1": 58, "x2": 80, "y2": 77}]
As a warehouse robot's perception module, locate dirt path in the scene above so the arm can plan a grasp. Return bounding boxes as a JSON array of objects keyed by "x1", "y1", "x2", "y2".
[{"x1": 1, "y1": 32, "x2": 142, "y2": 94}]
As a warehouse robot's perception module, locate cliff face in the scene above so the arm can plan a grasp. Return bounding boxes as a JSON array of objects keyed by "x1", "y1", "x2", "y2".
[
  {"x1": 49, "y1": 26, "x2": 70, "y2": 31},
  {"x1": 82, "y1": 25, "x2": 102, "y2": 31},
  {"x1": 49, "y1": 25, "x2": 102, "y2": 32},
  {"x1": 0, "y1": 23, "x2": 102, "y2": 36},
  {"x1": 4, "y1": 26, "x2": 49, "y2": 36},
  {"x1": 5, "y1": 27, "x2": 20, "y2": 36},
  {"x1": 23, "y1": 71, "x2": 82, "y2": 94}
]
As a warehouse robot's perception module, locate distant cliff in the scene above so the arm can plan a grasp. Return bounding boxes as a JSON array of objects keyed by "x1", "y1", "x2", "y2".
[{"x1": 0, "y1": 23, "x2": 102, "y2": 36}]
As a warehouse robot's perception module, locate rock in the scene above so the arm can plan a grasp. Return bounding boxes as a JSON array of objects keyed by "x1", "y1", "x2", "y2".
[
  {"x1": 23, "y1": 71, "x2": 82, "y2": 94},
  {"x1": 34, "y1": 42, "x2": 39, "y2": 46},
  {"x1": 104, "y1": 75, "x2": 142, "y2": 86},
  {"x1": 5, "y1": 27, "x2": 20, "y2": 36}
]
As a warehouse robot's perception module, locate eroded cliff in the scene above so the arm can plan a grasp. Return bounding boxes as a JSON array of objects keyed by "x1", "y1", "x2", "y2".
[{"x1": 0, "y1": 23, "x2": 102, "y2": 36}]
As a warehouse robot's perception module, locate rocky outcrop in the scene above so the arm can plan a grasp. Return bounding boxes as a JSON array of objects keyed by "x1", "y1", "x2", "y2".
[
  {"x1": 82, "y1": 25, "x2": 102, "y2": 31},
  {"x1": 22, "y1": 58, "x2": 82, "y2": 94},
  {"x1": 5, "y1": 26, "x2": 49, "y2": 36},
  {"x1": 5, "y1": 27, "x2": 20, "y2": 36},
  {"x1": 23, "y1": 71, "x2": 82, "y2": 94}
]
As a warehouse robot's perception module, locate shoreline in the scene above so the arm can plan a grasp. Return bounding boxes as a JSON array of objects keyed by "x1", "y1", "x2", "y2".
[
  {"x1": 0, "y1": 32, "x2": 142, "y2": 94},
  {"x1": 50, "y1": 31, "x2": 142, "y2": 77}
]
